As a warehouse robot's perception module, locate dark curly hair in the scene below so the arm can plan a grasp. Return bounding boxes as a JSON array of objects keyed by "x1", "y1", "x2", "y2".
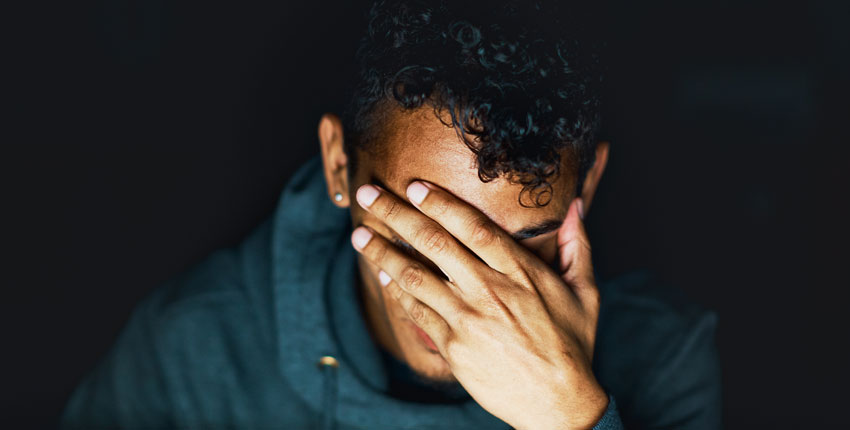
[{"x1": 343, "y1": 0, "x2": 604, "y2": 207}]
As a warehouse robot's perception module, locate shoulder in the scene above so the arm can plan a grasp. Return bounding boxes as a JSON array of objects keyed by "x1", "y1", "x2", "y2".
[
  {"x1": 61, "y1": 222, "x2": 279, "y2": 428},
  {"x1": 596, "y1": 270, "x2": 717, "y2": 348},
  {"x1": 138, "y1": 220, "x2": 275, "y2": 366},
  {"x1": 149, "y1": 218, "x2": 272, "y2": 320},
  {"x1": 594, "y1": 270, "x2": 722, "y2": 429}
]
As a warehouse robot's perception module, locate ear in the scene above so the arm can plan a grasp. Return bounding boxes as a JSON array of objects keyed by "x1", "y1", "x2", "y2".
[
  {"x1": 318, "y1": 113, "x2": 350, "y2": 208},
  {"x1": 578, "y1": 141, "x2": 610, "y2": 214}
]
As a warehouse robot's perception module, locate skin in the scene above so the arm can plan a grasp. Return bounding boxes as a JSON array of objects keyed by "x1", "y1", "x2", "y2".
[{"x1": 318, "y1": 103, "x2": 611, "y2": 430}]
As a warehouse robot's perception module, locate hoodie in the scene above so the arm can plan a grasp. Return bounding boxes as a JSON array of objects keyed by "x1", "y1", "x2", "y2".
[{"x1": 61, "y1": 156, "x2": 722, "y2": 429}]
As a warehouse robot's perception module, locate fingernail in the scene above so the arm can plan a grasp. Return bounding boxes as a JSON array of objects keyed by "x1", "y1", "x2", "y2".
[
  {"x1": 356, "y1": 185, "x2": 380, "y2": 208},
  {"x1": 378, "y1": 270, "x2": 392, "y2": 286},
  {"x1": 576, "y1": 198, "x2": 585, "y2": 220},
  {"x1": 351, "y1": 227, "x2": 373, "y2": 249},
  {"x1": 406, "y1": 181, "x2": 430, "y2": 205}
]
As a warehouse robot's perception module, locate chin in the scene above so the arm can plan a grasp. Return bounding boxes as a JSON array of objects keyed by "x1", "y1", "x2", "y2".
[
  {"x1": 413, "y1": 354, "x2": 455, "y2": 382},
  {"x1": 384, "y1": 299, "x2": 458, "y2": 384},
  {"x1": 406, "y1": 356, "x2": 464, "y2": 395},
  {"x1": 399, "y1": 337, "x2": 456, "y2": 382}
]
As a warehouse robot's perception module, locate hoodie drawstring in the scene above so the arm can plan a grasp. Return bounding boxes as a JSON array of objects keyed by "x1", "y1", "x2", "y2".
[{"x1": 317, "y1": 356, "x2": 339, "y2": 430}]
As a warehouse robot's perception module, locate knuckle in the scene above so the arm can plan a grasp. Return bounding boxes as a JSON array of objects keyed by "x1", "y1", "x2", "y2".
[
  {"x1": 400, "y1": 264, "x2": 425, "y2": 291},
  {"x1": 369, "y1": 241, "x2": 389, "y2": 265},
  {"x1": 430, "y1": 196, "x2": 451, "y2": 217},
  {"x1": 379, "y1": 198, "x2": 401, "y2": 221},
  {"x1": 387, "y1": 282, "x2": 405, "y2": 301},
  {"x1": 467, "y1": 217, "x2": 496, "y2": 247},
  {"x1": 415, "y1": 225, "x2": 449, "y2": 255},
  {"x1": 476, "y1": 286, "x2": 511, "y2": 316},
  {"x1": 408, "y1": 301, "x2": 427, "y2": 322},
  {"x1": 450, "y1": 309, "x2": 470, "y2": 332}
]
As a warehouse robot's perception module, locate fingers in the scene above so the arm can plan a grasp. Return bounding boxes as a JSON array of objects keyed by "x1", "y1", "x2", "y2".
[
  {"x1": 351, "y1": 225, "x2": 464, "y2": 326},
  {"x1": 356, "y1": 184, "x2": 485, "y2": 285},
  {"x1": 379, "y1": 271, "x2": 451, "y2": 353},
  {"x1": 557, "y1": 198, "x2": 599, "y2": 311},
  {"x1": 405, "y1": 181, "x2": 534, "y2": 274}
]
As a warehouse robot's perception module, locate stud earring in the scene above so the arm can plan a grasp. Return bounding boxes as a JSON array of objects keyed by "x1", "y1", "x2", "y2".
[{"x1": 334, "y1": 193, "x2": 343, "y2": 202}]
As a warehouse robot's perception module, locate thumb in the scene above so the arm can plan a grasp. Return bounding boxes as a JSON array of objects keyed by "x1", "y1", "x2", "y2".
[{"x1": 557, "y1": 197, "x2": 596, "y2": 293}]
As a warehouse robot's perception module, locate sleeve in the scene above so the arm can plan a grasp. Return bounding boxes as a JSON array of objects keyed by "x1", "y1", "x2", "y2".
[
  {"x1": 592, "y1": 395, "x2": 625, "y2": 430},
  {"x1": 60, "y1": 290, "x2": 174, "y2": 429}
]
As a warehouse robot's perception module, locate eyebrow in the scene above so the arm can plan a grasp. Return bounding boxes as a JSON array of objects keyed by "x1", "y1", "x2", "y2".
[{"x1": 509, "y1": 218, "x2": 564, "y2": 241}]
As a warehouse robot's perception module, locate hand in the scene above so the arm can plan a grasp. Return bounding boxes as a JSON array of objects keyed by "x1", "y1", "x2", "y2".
[{"x1": 350, "y1": 181, "x2": 608, "y2": 430}]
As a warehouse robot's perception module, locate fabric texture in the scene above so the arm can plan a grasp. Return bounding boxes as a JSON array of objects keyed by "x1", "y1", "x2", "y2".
[{"x1": 61, "y1": 156, "x2": 722, "y2": 429}]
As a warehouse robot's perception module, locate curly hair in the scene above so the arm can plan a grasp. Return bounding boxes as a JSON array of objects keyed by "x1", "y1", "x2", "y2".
[{"x1": 343, "y1": 0, "x2": 604, "y2": 207}]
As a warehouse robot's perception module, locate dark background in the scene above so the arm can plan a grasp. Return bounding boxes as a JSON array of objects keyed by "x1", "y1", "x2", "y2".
[{"x1": 5, "y1": 0, "x2": 848, "y2": 428}]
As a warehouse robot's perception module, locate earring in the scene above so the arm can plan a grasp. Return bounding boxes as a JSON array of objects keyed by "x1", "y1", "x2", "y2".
[{"x1": 334, "y1": 193, "x2": 343, "y2": 202}]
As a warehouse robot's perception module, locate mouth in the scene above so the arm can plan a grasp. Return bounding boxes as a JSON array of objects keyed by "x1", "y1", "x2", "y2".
[{"x1": 410, "y1": 322, "x2": 440, "y2": 353}]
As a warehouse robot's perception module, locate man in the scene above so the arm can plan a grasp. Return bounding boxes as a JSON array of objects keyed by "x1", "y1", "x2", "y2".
[{"x1": 62, "y1": 1, "x2": 721, "y2": 429}]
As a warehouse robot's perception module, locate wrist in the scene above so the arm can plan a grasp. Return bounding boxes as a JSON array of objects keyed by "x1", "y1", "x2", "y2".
[{"x1": 560, "y1": 382, "x2": 610, "y2": 430}]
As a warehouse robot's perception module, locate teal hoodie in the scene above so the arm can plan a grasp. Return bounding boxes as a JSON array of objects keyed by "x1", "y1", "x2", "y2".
[{"x1": 61, "y1": 156, "x2": 722, "y2": 429}]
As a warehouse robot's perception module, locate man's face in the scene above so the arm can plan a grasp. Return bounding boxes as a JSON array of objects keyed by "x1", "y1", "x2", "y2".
[{"x1": 347, "y1": 103, "x2": 578, "y2": 384}]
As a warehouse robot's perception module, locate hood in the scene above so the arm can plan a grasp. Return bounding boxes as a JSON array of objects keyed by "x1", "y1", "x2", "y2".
[{"x1": 271, "y1": 156, "x2": 511, "y2": 429}]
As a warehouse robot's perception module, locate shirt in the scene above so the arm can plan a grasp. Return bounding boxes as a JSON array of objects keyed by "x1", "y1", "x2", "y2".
[{"x1": 61, "y1": 156, "x2": 722, "y2": 429}]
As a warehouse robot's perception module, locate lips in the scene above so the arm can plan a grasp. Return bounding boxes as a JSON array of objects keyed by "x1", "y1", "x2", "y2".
[{"x1": 412, "y1": 323, "x2": 440, "y2": 353}]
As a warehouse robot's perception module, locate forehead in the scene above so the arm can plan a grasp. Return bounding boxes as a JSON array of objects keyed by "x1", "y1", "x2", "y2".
[{"x1": 358, "y1": 104, "x2": 574, "y2": 232}]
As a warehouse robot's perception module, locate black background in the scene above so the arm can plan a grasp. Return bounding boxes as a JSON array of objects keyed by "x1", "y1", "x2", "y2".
[{"x1": 4, "y1": 0, "x2": 849, "y2": 428}]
